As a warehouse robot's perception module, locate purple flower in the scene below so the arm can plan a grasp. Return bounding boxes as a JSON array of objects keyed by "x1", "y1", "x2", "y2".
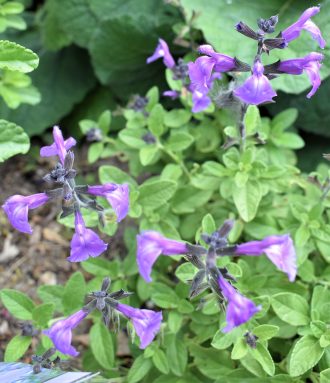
[
  {"x1": 234, "y1": 60, "x2": 277, "y2": 105},
  {"x1": 137, "y1": 231, "x2": 187, "y2": 282},
  {"x1": 2, "y1": 193, "x2": 49, "y2": 234},
  {"x1": 281, "y1": 6, "x2": 326, "y2": 49},
  {"x1": 163, "y1": 90, "x2": 180, "y2": 99},
  {"x1": 88, "y1": 183, "x2": 130, "y2": 222},
  {"x1": 218, "y1": 276, "x2": 261, "y2": 333},
  {"x1": 40, "y1": 126, "x2": 76, "y2": 165},
  {"x1": 198, "y1": 45, "x2": 236, "y2": 73},
  {"x1": 68, "y1": 211, "x2": 107, "y2": 262},
  {"x1": 191, "y1": 90, "x2": 212, "y2": 113},
  {"x1": 116, "y1": 303, "x2": 162, "y2": 349},
  {"x1": 43, "y1": 309, "x2": 88, "y2": 357},
  {"x1": 278, "y1": 52, "x2": 324, "y2": 98},
  {"x1": 235, "y1": 234, "x2": 297, "y2": 282},
  {"x1": 146, "y1": 38, "x2": 175, "y2": 69}
]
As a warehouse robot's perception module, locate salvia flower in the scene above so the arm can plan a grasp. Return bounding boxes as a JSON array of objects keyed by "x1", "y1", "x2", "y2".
[
  {"x1": 40, "y1": 126, "x2": 76, "y2": 165},
  {"x1": 43, "y1": 309, "x2": 89, "y2": 357},
  {"x1": 281, "y1": 6, "x2": 326, "y2": 49},
  {"x1": 146, "y1": 38, "x2": 175, "y2": 69},
  {"x1": 116, "y1": 303, "x2": 163, "y2": 349},
  {"x1": 2, "y1": 126, "x2": 129, "y2": 260},
  {"x1": 234, "y1": 60, "x2": 277, "y2": 105},
  {"x1": 68, "y1": 211, "x2": 107, "y2": 262},
  {"x1": 88, "y1": 183, "x2": 130, "y2": 222},
  {"x1": 137, "y1": 231, "x2": 188, "y2": 282},
  {"x1": 187, "y1": 7, "x2": 325, "y2": 107},
  {"x1": 2, "y1": 193, "x2": 49, "y2": 234},
  {"x1": 218, "y1": 275, "x2": 261, "y2": 332},
  {"x1": 278, "y1": 52, "x2": 324, "y2": 98},
  {"x1": 235, "y1": 234, "x2": 297, "y2": 282}
]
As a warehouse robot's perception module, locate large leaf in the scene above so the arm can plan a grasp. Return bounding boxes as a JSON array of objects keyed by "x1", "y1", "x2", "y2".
[
  {"x1": 181, "y1": 0, "x2": 330, "y2": 94},
  {"x1": 0, "y1": 46, "x2": 96, "y2": 135},
  {"x1": 233, "y1": 180, "x2": 262, "y2": 222},
  {"x1": 0, "y1": 289, "x2": 35, "y2": 320},
  {"x1": 90, "y1": 322, "x2": 115, "y2": 370},
  {"x1": 0, "y1": 119, "x2": 29, "y2": 162}
]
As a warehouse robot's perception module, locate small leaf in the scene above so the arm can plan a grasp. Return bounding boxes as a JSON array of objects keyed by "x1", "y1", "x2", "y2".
[
  {"x1": 127, "y1": 355, "x2": 152, "y2": 383},
  {"x1": 62, "y1": 272, "x2": 86, "y2": 315},
  {"x1": 167, "y1": 335, "x2": 188, "y2": 376},
  {"x1": 233, "y1": 181, "x2": 262, "y2": 222},
  {"x1": 148, "y1": 104, "x2": 165, "y2": 136},
  {"x1": 90, "y1": 322, "x2": 115, "y2": 370},
  {"x1": 271, "y1": 292, "x2": 309, "y2": 326},
  {"x1": 0, "y1": 119, "x2": 29, "y2": 162},
  {"x1": 138, "y1": 179, "x2": 177, "y2": 209},
  {"x1": 253, "y1": 325, "x2": 279, "y2": 340},
  {"x1": 4, "y1": 335, "x2": 31, "y2": 362},
  {"x1": 32, "y1": 303, "x2": 55, "y2": 328},
  {"x1": 164, "y1": 109, "x2": 191, "y2": 128},
  {"x1": 0, "y1": 289, "x2": 35, "y2": 320},
  {"x1": 289, "y1": 335, "x2": 324, "y2": 377},
  {"x1": 231, "y1": 338, "x2": 248, "y2": 360},
  {"x1": 152, "y1": 349, "x2": 170, "y2": 374},
  {"x1": 249, "y1": 343, "x2": 275, "y2": 376}
]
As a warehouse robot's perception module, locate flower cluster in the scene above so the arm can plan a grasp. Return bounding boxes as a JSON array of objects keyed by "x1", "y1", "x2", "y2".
[
  {"x1": 136, "y1": 220, "x2": 296, "y2": 332},
  {"x1": 2, "y1": 126, "x2": 130, "y2": 262},
  {"x1": 189, "y1": 6, "x2": 325, "y2": 107},
  {"x1": 43, "y1": 278, "x2": 162, "y2": 356},
  {"x1": 147, "y1": 7, "x2": 325, "y2": 112}
]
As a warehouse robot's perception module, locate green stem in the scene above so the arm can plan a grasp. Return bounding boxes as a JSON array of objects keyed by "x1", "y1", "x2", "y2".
[{"x1": 159, "y1": 143, "x2": 192, "y2": 181}]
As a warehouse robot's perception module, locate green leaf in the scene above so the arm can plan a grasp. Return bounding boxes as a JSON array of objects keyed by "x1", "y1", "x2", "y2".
[
  {"x1": 32, "y1": 303, "x2": 55, "y2": 328},
  {"x1": 311, "y1": 286, "x2": 330, "y2": 322},
  {"x1": 37, "y1": 285, "x2": 64, "y2": 312},
  {"x1": 81, "y1": 258, "x2": 120, "y2": 278},
  {"x1": 164, "y1": 109, "x2": 191, "y2": 128},
  {"x1": 172, "y1": 186, "x2": 213, "y2": 214},
  {"x1": 252, "y1": 325, "x2": 279, "y2": 340},
  {"x1": 233, "y1": 181, "x2": 262, "y2": 222},
  {"x1": 0, "y1": 46, "x2": 96, "y2": 136},
  {"x1": 167, "y1": 335, "x2": 188, "y2": 376},
  {"x1": 175, "y1": 263, "x2": 198, "y2": 283},
  {"x1": 152, "y1": 349, "x2": 170, "y2": 374},
  {"x1": 139, "y1": 144, "x2": 159, "y2": 165},
  {"x1": 271, "y1": 108, "x2": 298, "y2": 132},
  {"x1": 211, "y1": 329, "x2": 237, "y2": 350},
  {"x1": 168, "y1": 311, "x2": 183, "y2": 334},
  {"x1": 99, "y1": 165, "x2": 137, "y2": 188},
  {"x1": 151, "y1": 283, "x2": 180, "y2": 308},
  {"x1": 249, "y1": 343, "x2": 275, "y2": 376},
  {"x1": 4, "y1": 335, "x2": 31, "y2": 362},
  {"x1": 90, "y1": 322, "x2": 115, "y2": 370},
  {"x1": 165, "y1": 131, "x2": 194, "y2": 151},
  {"x1": 119, "y1": 128, "x2": 146, "y2": 149},
  {"x1": 244, "y1": 105, "x2": 261, "y2": 135},
  {"x1": 0, "y1": 40, "x2": 38, "y2": 72},
  {"x1": 289, "y1": 335, "x2": 324, "y2": 377},
  {"x1": 321, "y1": 368, "x2": 330, "y2": 383},
  {"x1": 0, "y1": 119, "x2": 29, "y2": 162},
  {"x1": 271, "y1": 292, "x2": 309, "y2": 326},
  {"x1": 62, "y1": 272, "x2": 86, "y2": 315},
  {"x1": 202, "y1": 213, "x2": 216, "y2": 234},
  {"x1": 138, "y1": 179, "x2": 177, "y2": 209},
  {"x1": 231, "y1": 338, "x2": 248, "y2": 360},
  {"x1": 0, "y1": 289, "x2": 35, "y2": 320},
  {"x1": 127, "y1": 355, "x2": 152, "y2": 383},
  {"x1": 148, "y1": 103, "x2": 165, "y2": 136}
]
